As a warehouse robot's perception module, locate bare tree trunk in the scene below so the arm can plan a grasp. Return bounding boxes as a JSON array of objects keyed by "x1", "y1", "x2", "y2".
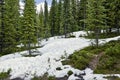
[
  {"x1": 28, "y1": 37, "x2": 31, "y2": 55},
  {"x1": 95, "y1": 28, "x2": 99, "y2": 48}
]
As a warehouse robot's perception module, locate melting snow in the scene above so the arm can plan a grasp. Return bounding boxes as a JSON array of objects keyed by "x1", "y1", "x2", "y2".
[{"x1": 0, "y1": 31, "x2": 120, "y2": 80}]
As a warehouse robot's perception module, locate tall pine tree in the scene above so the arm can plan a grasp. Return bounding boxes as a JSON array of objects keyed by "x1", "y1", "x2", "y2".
[
  {"x1": 22, "y1": 0, "x2": 37, "y2": 55},
  {"x1": 71, "y1": 0, "x2": 78, "y2": 32},
  {"x1": 63, "y1": 0, "x2": 73, "y2": 37},
  {"x1": 85, "y1": 0, "x2": 106, "y2": 47},
  {"x1": 49, "y1": 0, "x2": 57, "y2": 36},
  {"x1": 44, "y1": 0, "x2": 49, "y2": 39},
  {"x1": 57, "y1": 0, "x2": 64, "y2": 35},
  {"x1": 0, "y1": 0, "x2": 19, "y2": 54},
  {"x1": 112, "y1": 0, "x2": 120, "y2": 33}
]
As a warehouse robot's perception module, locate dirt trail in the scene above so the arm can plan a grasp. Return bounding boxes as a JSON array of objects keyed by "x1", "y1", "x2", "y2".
[{"x1": 89, "y1": 52, "x2": 104, "y2": 70}]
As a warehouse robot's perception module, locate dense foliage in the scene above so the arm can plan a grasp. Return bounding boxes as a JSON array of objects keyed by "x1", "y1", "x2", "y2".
[{"x1": 0, "y1": 0, "x2": 120, "y2": 56}]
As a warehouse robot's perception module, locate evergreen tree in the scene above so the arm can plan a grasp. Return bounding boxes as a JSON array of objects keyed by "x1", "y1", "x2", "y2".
[
  {"x1": 77, "y1": 0, "x2": 87, "y2": 30},
  {"x1": 44, "y1": 0, "x2": 49, "y2": 39},
  {"x1": 57, "y1": 0, "x2": 64, "y2": 35},
  {"x1": 39, "y1": 6, "x2": 44, "y2": 38},
  {"x1": 85, "y1": 0, "x2": 106, "y2": 47},
  {"x1": 36, "y1": 6, "x2": 44, "y2": 46},
  {"x1": 63, "y1": 0, "x2": 72, "y2": 37},
  {"x1": 71, "y1": 0, "x2": 78, "y2": 32},
  {"x1": 112, "y1": 0, "x2": 120, "y2": 33},
  {"x1": 22, "y1": 0, "x2": 37, "y2": 55},
  {"x1": 13, "y1": 0, "x2": 20, "y2": 44},
  {"x1": 49, "y1": 0, "x2": 57, "y2": 36},
  {"x1": 103, "y1": 0, "x2": 114, "y2": 33},
  {"x1": 0, "y1": 0, "x2": 19, "y2": 54},
  {"x1": 0, "y1": 0, "x2": 4, "y2": 53}
]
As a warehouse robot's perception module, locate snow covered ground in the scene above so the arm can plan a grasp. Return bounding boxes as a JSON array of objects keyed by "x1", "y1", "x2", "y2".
[{"x1": 0, "y1": 31, "x2": 120, "y2": 80}]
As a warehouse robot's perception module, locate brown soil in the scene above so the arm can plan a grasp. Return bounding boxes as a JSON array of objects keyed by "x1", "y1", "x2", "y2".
[{"x1": 89, "y1": 52, "x2": 104, "y2": 70}]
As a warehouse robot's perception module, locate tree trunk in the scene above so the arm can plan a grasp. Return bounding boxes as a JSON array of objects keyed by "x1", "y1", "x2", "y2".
[{"x1": 95, "y1": 28, "x2": 99, "y2": 47}]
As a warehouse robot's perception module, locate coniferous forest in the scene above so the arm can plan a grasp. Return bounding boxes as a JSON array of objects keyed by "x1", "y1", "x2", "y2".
[
  {"x1": 0, "y1": 0, "x2": 120, "y2": 55},
  {"x1": 0, "y1": 0, "x2": 120, "y2": 80}
]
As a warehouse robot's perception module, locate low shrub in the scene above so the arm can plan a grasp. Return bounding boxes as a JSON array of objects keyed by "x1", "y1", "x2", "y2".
[
  {"x1": 0, "y1": 69, "x2": 11, "y2": 80},
  {"x1": 67, "y1": 70, "x2": 73, "y2": 76}
]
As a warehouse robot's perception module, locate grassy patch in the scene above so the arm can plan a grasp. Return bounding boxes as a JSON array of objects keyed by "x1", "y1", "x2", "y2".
[
  {"x1": 62, "y1": 40, "x2": 120, "y2": 74},
  {"x1": 0, "y1": 69, "x2": 11, "y2": 80},
  {"x1": 94, "y1": 41, "x2": 120, "y2": 74},
  {"x1": 62, "y1": 49, "x2": 94, "y2": 70}
]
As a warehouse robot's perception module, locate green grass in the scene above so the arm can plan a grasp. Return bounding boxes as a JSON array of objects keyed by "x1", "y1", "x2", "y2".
[
  {"x1": 62, "y1": 40, "x2": 120, "y2": 74},
  {"x1": 0, "y1": 69, "x2": 11, "y2": 80}
]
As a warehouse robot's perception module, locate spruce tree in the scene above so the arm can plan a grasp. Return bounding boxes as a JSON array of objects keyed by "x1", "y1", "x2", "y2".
[
  {"x1": 77, "y1": 0, "x2": 87, "y2": 30},
  {"x1": 71, "y1": 0, "x2": 78, "y2": 32},
  {"x1": 103, "y1": 0, "x2": 114, "y2": 33},
  {"x1": 0, "y1": 0, "x2": 19, "y2": 54},
  {"x1": 39, "y1": 6, "x2": 44, "y2": 39},
  {"x1": 85, "y1": 0, "x2": 106, "y2": 47},
  {"x1": 57, "y1": 0, "x2": 64, "y2": 35},
  {"x1": 13, "y1": 0, "x2": 20, "y2": 44},
  {"x1": 49, "y1": 0, "x2": 57, "y2": 36},
  {"x1": 63, "y1": 0, "x2": 72, "y2": 37},
  {"x1": 22, "y1": 0, "x2": 37, "y2": 55},
  {"x1": 44, "y1": 0, "x2": 49, "y2": 39},
  {"x1": 112, "y1": 0, "x2": 120, "y2": 33},
  {"x1": 0, "y1": 0, "x2": 4, "y2": 54}
]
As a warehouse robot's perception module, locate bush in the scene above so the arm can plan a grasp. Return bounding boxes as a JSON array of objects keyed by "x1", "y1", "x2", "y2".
[
  {"x1": 67, "y1": 70, "x2": 73, "y2": 76},
  {"x1": 105, "y1": 44, "x2": 120, "y2": 58},
  {"x1": 63, "y1": 50, "x2": 93, "y2": 70},
  {"x1": 0, "y1": 69, "x2": 11, "y2": 79}
]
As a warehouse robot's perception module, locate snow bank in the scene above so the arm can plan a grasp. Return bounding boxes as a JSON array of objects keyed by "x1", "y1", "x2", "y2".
[{"x1": 0, "y1": 31, "x2": 120, "y2": 80}]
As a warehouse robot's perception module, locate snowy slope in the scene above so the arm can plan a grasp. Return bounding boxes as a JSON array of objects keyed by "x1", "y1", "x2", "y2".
[{"x1": 0, "y1": 31, "x2": 120, "y2": 80}]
